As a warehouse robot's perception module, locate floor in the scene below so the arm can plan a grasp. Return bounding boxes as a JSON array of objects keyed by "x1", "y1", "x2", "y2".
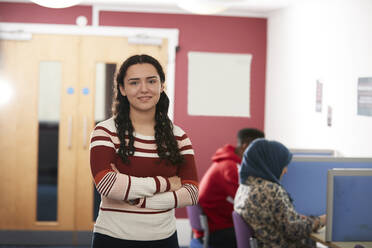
[
  {"x1": 0, "y1": 247, "x2": 90, "y2": 248},
  {"x1": 0, "y1": 246, "x2": 327, "y2": 248}
]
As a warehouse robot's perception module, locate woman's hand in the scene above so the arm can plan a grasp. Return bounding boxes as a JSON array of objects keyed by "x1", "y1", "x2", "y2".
[
  {"x1": 110, "y1": 163, "x2": 119, "y2": 173},
  {"x1": 314, "y1": 214, "x2": 326, "y2": 231},
  {"x1": 168, "y1": 176, "x2": 182, "y2": 191},
  {"x1": 319, "y1": 214, "x2": 326, "y2": 227}
]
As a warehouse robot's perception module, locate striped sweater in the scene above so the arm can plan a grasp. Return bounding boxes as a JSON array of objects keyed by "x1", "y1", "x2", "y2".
[{"x1": 89, "y1": 117, "x2": 199, "y2": 241}]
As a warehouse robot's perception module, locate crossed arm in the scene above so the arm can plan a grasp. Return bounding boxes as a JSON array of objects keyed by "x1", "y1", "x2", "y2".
[{"x1": 90, "y1": 127, "x2": 198, "y2": 210}]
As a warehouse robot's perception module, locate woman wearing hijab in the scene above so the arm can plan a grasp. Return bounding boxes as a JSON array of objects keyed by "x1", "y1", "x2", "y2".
[{"x1": 234, "y1": 139, "x2": 326, "y2": 248}]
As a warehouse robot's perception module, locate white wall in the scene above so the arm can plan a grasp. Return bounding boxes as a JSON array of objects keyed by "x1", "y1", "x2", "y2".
[{"x1": 266, "y1": 0, "x2": 372, "y2": 157}]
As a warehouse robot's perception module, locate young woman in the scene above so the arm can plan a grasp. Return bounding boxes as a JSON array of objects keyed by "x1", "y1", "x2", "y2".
[
  {"x1": 90, "y1": 54, "x2": 199, "y2": 248},
  {"x1": 234, "y1": 139, "x2": 326, "y2": 248}
]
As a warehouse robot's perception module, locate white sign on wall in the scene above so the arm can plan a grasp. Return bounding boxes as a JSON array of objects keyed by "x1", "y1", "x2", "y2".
[
  {"x1": 316, "y1": 79, "x2": 323, "y2": 112},
  {"x1": 357, "y1": 77, "x2": 372, "y2": 117},
  {"x1": 188, "y1": 52, "x2": 252, "y2": 117}
]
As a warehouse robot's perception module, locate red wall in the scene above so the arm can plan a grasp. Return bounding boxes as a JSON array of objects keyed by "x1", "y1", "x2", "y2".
[
  {"x1": 0, "y1": 2, "x2": 92, "y2": 24},
  {"x1": 0, "y1": 2, "x2": 267, "y2": 218}
]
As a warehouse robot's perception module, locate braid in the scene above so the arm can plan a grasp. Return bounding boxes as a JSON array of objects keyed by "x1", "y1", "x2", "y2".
[
  {"x1": 154, "y1": 92, "x2": 184, "y2": 165},
  {"x1": 114, "y1": 94, "x2": 135, "y2": 164}
]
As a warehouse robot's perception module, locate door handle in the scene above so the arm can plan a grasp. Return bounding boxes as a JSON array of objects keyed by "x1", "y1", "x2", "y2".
[
  {"x1": 67, "y1": 116, "x2": 72, "y2": 149},
  {"x1": 83, "y1": 116, "x2": 88, "y2": 149}
]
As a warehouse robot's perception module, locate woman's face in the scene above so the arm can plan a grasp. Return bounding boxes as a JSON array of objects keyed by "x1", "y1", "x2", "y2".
[{"x1": 119, "y1": 63, "x2": 164, "y2": 114}]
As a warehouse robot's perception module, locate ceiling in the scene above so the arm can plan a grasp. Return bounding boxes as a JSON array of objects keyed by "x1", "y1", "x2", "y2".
[{"x1": 4, "y1": 0, "x2": 294, "y2": 17}]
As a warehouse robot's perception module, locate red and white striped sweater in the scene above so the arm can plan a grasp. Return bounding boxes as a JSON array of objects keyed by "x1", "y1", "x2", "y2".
[{"x1": 90, "y1": 117, "x2": 199, "y2": 241}]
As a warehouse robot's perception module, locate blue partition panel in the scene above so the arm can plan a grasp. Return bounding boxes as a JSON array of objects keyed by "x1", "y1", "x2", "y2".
[
  {"x1": 281, "y1": 159, "x2": 372, "y2": 216},
  {"x1": 332, "y1": 176, "x2": 372, "y2": 241}
]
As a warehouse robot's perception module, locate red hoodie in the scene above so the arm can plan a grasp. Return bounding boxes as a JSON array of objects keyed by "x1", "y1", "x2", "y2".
[{"x1": 197, "y1": 144, "x2": 241, "y2": 235}]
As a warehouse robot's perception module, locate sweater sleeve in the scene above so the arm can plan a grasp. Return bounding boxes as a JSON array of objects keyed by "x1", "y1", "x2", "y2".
[
  {"x1": 273, "y1": 186, "x2": 319, "y2": 240},
  {"x1": 223, "y1": 162, "x2": 239, "y2": 200},
  {"x1": 90, "y1": 124, "x2": 171, "y2": 201},
  {"x1": 135, "y1": 131, "x2": 199, "y2": 210}
]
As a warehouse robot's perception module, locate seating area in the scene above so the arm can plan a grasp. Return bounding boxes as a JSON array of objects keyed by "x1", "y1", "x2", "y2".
[
  {"x1": 186, "y1": 204, "x2": 211, "y2": 248},
  {"x1": 232, "y1": 211, "x2": 257, "y2": 248},
  {"x1": 186, "y1": 204, "x2": 257, "y2": 248}
]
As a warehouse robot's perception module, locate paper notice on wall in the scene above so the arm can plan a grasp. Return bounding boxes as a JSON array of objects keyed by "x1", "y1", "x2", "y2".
[
  {"x1": 357, "y1": 77, "x2": 372, "y2": 117},
  {"x1": 327, "y1": 106, "x2": 332, "y2": 127},
  {"x1": 316, "y1": 79, "x2": 323, "y2": 112}
]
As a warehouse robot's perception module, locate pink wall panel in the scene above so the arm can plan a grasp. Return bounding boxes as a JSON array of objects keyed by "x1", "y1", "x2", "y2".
[
  {"x1": 0, "y1": 2, "x2": 92, "y2": 25},
  {"x1": 0, "y1": 4, "x2": 266, "y2": 218}
]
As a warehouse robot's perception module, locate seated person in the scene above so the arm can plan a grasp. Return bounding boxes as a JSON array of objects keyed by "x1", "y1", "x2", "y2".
[
  {"x1": 197, "y1": 128, "x2": 264, "y2": 248},
  {"x1": 234, "y1": 139, "x2": 326, "y2": 248}
]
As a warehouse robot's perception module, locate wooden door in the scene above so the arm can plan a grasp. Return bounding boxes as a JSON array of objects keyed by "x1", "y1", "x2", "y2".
[
  {"x1": 0, "y1": 33, "x2": 169, "y2": 232},
  {"x1": 0, "y1": 34, "x2": 80, "y2": 230}
]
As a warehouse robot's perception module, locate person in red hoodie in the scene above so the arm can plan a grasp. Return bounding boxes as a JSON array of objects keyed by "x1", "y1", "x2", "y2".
[{"x1": 197, "y1": 128, "x2": 265, "y2": 248}]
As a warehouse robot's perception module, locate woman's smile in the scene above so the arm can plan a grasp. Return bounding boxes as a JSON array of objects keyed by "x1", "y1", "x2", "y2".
[{"x1": 138, "y1": 95, "x2": 152, "y2": 101}]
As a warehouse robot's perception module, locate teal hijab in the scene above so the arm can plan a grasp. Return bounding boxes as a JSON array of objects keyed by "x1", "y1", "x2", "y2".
[{"x1": 239, "y1": 138, "x2": 293, "y2": 185}]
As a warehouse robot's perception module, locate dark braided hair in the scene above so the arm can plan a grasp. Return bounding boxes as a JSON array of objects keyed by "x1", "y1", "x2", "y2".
[{"x1": 113, "y1": 54, "x2": 184, "y2": 165}]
